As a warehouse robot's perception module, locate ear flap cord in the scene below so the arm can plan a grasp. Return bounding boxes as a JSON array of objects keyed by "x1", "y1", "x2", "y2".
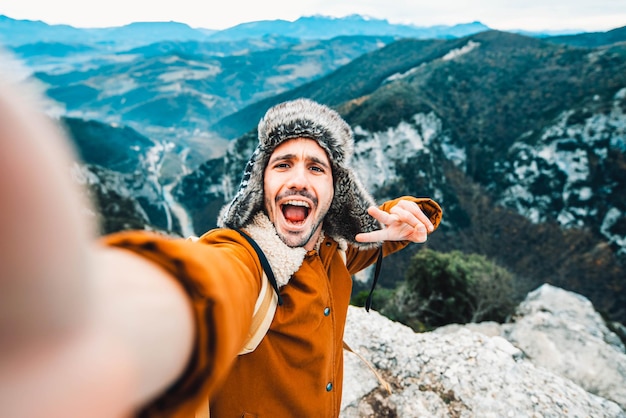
[{"x1": 364, "y1": 247, "x2": 384, "y2": 312}]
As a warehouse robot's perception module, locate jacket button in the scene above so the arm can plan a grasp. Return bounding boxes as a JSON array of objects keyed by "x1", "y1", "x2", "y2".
[
  {"x1": 326, "y1": 382, "x2": 333, "y2": 392},
  {"x1": 323, "y1": 307, "x2": 331, "y2": 316}
]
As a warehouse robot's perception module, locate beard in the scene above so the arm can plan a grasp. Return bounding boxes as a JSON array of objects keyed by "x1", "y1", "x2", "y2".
[
  {"x1": 265, "y1": 190, "x2": 332, "y2": 249},
  {"x1": 278, "y1": 213, "x2": 326, "y2": 248}
]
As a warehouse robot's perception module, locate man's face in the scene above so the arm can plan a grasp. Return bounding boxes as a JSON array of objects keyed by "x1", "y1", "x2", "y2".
[{"x1": 264, "y1": 138, "x2": 334, "y2": 251}]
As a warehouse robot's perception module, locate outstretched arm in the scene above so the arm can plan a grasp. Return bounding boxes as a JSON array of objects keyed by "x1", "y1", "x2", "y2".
[{"x1": 0, "y1": 77, "x2": 194, "y2": 417}]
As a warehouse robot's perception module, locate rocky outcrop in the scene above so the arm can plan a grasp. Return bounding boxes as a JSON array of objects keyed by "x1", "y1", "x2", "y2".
[
  {"x1": 502, "y1": 284, "x2": 626, "y2": 410},
  {"x1": 341, "y1": 284, "x2": 626, "y2": 417}
]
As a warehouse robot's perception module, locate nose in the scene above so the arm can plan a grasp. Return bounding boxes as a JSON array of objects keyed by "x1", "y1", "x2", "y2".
[{"x1": 285, "y1": 164, "x2": 309, "y2": 190}]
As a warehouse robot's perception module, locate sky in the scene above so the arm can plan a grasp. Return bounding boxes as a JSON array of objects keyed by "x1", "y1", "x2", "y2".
[{"x1": 1, "y1": 0, "x2": 625, "y2": 33}]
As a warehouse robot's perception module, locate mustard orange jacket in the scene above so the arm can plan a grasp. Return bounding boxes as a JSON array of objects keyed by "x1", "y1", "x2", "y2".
[{"x1": 104, "y1": 197, "x2": 442, "y2": 417}]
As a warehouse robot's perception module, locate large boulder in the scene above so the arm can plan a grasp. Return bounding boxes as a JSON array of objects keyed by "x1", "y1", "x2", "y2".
[
  {"x1": 502, "y1": 284, "x2": 626, "y2": 410},
  {"x1": 341, "y1": 284, "x2": 626, "y2": 417}
]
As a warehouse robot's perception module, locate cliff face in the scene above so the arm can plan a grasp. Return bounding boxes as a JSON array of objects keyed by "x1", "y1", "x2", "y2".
[{"x1": 342, "y1": 284, "x2": 626, "y2": 417}]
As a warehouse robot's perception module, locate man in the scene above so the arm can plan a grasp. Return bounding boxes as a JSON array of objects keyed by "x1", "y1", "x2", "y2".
[{"x1": 0, "y1": 77, "x2": 441, "y2": 418}]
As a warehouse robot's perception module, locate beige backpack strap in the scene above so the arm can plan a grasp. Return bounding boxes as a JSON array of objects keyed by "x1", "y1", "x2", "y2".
[
  {"x1": 238, "y1": 271, "x2": 278, "y2": 354},
  {"x1": 188, "y1": 231, "x2": 281, "y2": 355},
  {"x1": 338, "y1": 247, "x2": 347, "y2": 264},
  {"x1": 343, "y1": 341, "x2": 392, "y2": 394},
  {"x1": 195, "y1": 398, "x2": 210, "y2": 418}
]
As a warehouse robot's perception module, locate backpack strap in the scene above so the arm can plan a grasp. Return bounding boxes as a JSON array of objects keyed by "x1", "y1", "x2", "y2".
[
  {"x1": 343, "y1": 341, "x2": 392, "y2": 394},
  {"x1": 234, "y1": 228, "x2": 283, "y2": 306},
  {"x1": 187, "y1": 230, "x2": 282, "y2": 355},
  {"x1": 233, "y1": 228, "x2": 283, "y2": 355},
  {"x1": 194, "y1": 400, "x2": 209, "y2": 418},
  {"x1": 237, "y1": 268, "x2": 278, "y2": 354}
]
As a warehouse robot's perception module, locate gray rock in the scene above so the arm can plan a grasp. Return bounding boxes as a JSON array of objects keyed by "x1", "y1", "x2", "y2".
[
  {"x1": 341, "y1": 284, "x2": 626, "y2": 417},
  {"x1": 503, "y1": 284, "x2": 626, "y2": 410}
]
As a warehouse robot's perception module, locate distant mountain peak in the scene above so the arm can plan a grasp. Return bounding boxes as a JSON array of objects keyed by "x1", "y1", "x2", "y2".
[
  {"x1": 298, "y1": 14, "x2": 382, "y2": 22},
  {"x1": 208, "y1": 14, "x2": 490, "y2": 41},
  {"x1": 122, "y1": 21, "x2": 193, "y2": 29}
]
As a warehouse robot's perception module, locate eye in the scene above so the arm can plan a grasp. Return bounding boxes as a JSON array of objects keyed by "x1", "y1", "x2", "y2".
[
  {"x1": 310, "y1": 165, "x2": 324, "y2": 173},
  {"x1": 274, "y1": 162, "x2": 290, "y2": 169}
]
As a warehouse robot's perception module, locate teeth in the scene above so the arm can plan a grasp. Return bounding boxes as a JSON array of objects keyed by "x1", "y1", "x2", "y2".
[{"x1": 284, "y1": 200, "x2": 310, "y2": 208}]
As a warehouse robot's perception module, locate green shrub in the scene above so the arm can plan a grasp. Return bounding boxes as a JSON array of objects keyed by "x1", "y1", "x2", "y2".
[{"x1": 391, "y1": 249, "x2": 516, "y2": 330}]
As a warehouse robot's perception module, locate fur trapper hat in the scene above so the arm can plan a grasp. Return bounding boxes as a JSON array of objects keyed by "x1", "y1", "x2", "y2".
[{"x1": 218, "y1": 98, "x2": 382, "y2": 248}]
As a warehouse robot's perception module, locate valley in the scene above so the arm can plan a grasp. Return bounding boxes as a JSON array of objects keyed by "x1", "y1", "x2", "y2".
[{"x1": 2, "y1": 14, "x2": 625, "y2": 323}]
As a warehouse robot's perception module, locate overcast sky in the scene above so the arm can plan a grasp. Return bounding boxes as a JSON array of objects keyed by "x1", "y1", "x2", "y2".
[{"x1": 2, "y1": 0, "x2": 625, "y2": 32}]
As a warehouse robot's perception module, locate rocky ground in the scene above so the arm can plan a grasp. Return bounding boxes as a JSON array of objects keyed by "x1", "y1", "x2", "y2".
[{"x1": 341, "y1": 284, "x2": 626, "y2": 417}]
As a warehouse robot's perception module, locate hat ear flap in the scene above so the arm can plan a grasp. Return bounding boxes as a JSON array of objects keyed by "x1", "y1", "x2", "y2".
[
  {"x1": 325, "y1": 167, "x2": 382, "y2": 248},
  {"x1": 218, "y1": 147, "x2": 266, "y2": 229}
]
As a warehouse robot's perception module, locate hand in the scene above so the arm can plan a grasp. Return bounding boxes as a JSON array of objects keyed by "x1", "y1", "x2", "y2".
[
  {"x1": 355, "y1": 200, "x2": 434, "y2": 243},
  {"x1": 0, "y1": 73, "x2": 193, "y2": 418},
  {"x1": 0, "y1": 79, "x2": 94, "y2": 349},
  {"x1": 0, "y1": 77, "x2": 132, "y2": 417}
]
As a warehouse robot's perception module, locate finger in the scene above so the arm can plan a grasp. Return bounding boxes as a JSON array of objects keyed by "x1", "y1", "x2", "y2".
[
  {"x1": 406, "y1": 226, "x2": 428, "y2": 243},
  {"x1": 389, "y1": 205, "x2": 420, "y2": 228},
  {"x1": 366, "y1": 206, "x2": 397, "y2": 226},
  {"x1": 355, "y1": 229, "x2": 388, "y2": 243},
  {"x1": 394, "y1": 201, "x2": 434, "y2": 233}
]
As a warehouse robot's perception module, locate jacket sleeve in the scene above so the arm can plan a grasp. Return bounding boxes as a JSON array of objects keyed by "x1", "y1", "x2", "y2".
[
  {"x1": 345, "y1": 196, "x2": 442, "y2": 274},
  {"x1": 102, "y1": 229, "x2": 263, "y2": 418}
]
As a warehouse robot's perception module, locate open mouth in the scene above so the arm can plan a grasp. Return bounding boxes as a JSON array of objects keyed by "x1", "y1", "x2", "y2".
[{"x1": 281, "y1": 200, "x2": 311, "y2": 225}]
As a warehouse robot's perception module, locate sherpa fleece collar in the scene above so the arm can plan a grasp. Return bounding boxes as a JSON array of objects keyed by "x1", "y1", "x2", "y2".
[{"x1": 243, "y1": 212, "x2": 307, "y2": 288}]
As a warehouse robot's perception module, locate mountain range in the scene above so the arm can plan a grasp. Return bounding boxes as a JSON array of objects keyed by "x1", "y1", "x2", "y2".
[
  {"x1": 173, "y1": 27, "x2": 626, "y2": 325},
  {"x1": 1, "y1": 15, "x2": 625, "y2": 326},
  {"x1": 0, "y1": 14, "x2": 490, "y2": 48}
]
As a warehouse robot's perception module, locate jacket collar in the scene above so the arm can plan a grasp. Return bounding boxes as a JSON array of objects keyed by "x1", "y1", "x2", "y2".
[{"x1": 242, "y1": 212, "x2": 307, "y2": 288}]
